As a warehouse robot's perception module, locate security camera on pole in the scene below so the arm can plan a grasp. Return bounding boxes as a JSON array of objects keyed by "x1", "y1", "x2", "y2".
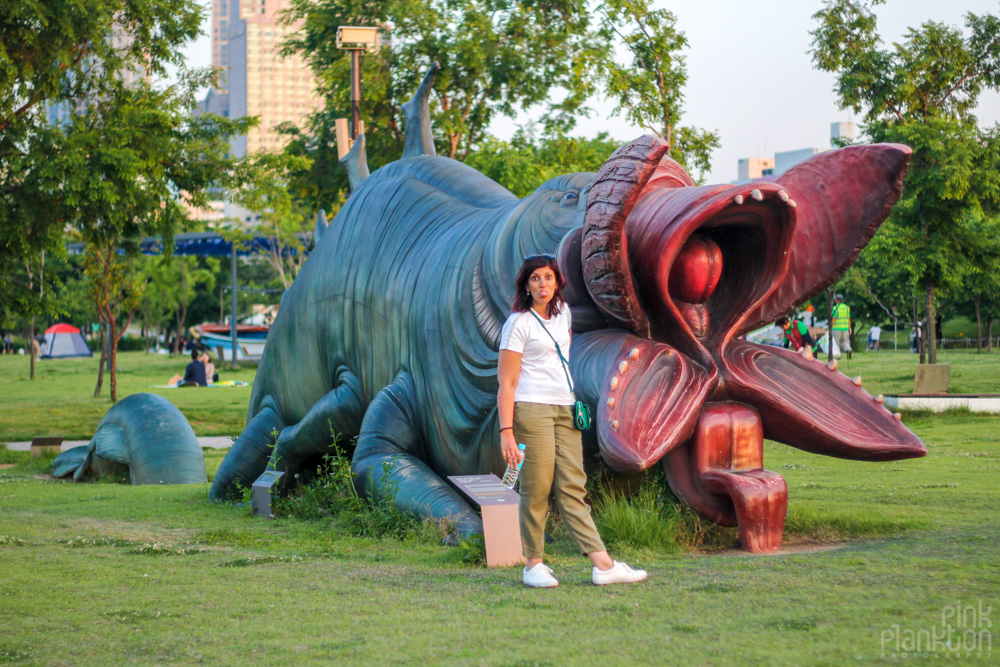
[{"x1": 335, "y1": 26, "x2": 381, "y2": 162}]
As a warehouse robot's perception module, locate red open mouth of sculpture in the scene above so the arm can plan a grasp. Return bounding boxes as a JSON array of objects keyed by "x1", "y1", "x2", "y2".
[{"x1": 564, "y1": 136, "x2": 926, "y2": 551}]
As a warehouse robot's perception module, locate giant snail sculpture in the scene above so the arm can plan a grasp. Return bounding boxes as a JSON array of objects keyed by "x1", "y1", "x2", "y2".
[{"x1": 210, "y1": 63, "x2": 925, "y2": 552}]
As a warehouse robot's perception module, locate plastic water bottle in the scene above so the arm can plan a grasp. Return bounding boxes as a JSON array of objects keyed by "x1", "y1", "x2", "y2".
[{"x1": 501, "y1": 443, "x2": 526, "y2": 490}]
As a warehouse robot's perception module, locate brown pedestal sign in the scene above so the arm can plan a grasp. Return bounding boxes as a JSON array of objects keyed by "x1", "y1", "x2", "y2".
[{"x1": 447, "y1": 475, "x2": 525, "y2": 568}]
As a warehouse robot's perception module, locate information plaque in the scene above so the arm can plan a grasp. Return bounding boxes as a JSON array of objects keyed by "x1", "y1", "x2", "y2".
[{"x1": 447, "y1": 474, "x2": 524, "y2": 568}]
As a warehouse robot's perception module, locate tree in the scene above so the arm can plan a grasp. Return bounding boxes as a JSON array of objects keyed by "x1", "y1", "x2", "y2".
[
  {"x1": 956, "y1": 213, "x2": 1000, "y2": 352},
  {"x1": 594, "y1": 0, "x2": 720, "y2": 183},
  {"x1": 811, "y1": 0, "x2": 1000, "y2": 364},
  {"x1": 280, "y1": 0, "x2": 718, "y2": 221},
  {"x1": 48, "y1": 72, "x2": 252, "y2": 401},
  {"x1": 229, "y1": 151, "x2": 314, "y2": 290},
  {"x1": 83, "y1": 244, "x2": 142, "y2": 398},
  {"x1": 168, "y1": 257, "x2": 218, "y2": 354},
  {"x1": 284, "y1": 0, "x2": 596, "y2": 163},
  {"x1": 465, "y1": 130, "x2": 622, "y2": 197},
  {"x1": 0, "y1": 0, "x2": 204, "y2": 316}
]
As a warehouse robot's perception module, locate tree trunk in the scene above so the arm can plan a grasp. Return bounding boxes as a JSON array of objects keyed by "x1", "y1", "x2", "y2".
[
  {"x1": 988, "y1": 319, "x2": 994, "y2": 353},
  {"x1": 29, "y1": 316, "x2": 35, "y2": 380},
  {"x1": 171, "y1": 320, "x2": 181, "y2": 355},
  {"x1": 94, "y1": 318, "x2": 106, "y2": 398},
  {"x1": 925, "y1": 278, "x2": 937, "y2": 364},
  {"x1": 109, "y1": 317, "x2": 118, "y2": 403},
  {"x1": 975, "y1": 295, "x2": 982, "y2": 353},
  {"x1": 104, "y1": 325, "x2": 112, "y2": 372}
]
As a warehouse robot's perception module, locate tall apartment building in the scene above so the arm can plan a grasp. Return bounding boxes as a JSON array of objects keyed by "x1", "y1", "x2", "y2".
[
  {"x1": 209, "y1": 0, "x2": 323, "y2": 158},
  {"x1": 195, "y1": 0, "x2": 323, "y2": 223}
]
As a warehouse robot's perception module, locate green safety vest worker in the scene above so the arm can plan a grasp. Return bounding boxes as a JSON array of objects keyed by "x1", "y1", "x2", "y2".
[{"x1": 833, "y1": 302, "x2": 851, "y2": 331}]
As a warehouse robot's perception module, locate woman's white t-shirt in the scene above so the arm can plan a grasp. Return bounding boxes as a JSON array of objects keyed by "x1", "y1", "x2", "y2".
[{"x1": 499, "y1": 306, "x2": 575, "y2": 406}]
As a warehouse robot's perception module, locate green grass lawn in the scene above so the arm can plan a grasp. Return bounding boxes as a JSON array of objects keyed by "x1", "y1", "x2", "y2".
[
  {"x1": 1, "y1": 350, "x2": 998, "y2": 664},
  {"x1": 0, "y1": 352, "x2": 257, "y2": 441}
]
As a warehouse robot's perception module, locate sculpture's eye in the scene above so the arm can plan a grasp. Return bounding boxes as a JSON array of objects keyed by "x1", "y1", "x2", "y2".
[{"x1": 559, "y1": 191, "x2": 580, "y2": 207}]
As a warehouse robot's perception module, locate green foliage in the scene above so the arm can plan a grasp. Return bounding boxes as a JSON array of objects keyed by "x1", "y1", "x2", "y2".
[
  {"x1": 227, "y1": 151, "x2": 315, "y2": 290},
  {"x1": 1, "y1": 0, "x2": 261, "y2": 396},
  {"x1": 465, "y1": 131, "x2": 621, "y2": 197},
  {"x1": 283, "y1": 0, "x2": 597, "y2": 162},
  {"x1": 275, "y1": 432, "x2": 421, "y2": 540},
  {"x1": 456, "y1": 532, "x2": 486, "y2": 565},
  {"x1": 280, "y1": 0, "x2": 717, "y2": 215},
  {"x1": 811, "y1": 0, "x2": 1000, "y2": 362},
  {"x1": 594, "y1": 0, "x2": 719, "y2": 182},
  {"x1": 592, "y1": 482, "x2": 680, "y2": 553},
  {"x1": 0, "y1": 0, "x2": 206, "y2": 318}
]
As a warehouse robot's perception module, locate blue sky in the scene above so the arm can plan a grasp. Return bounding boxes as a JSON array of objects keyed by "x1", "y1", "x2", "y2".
[{"x1": 178, "y1": 0, "x2": 1000, "y2": 183}]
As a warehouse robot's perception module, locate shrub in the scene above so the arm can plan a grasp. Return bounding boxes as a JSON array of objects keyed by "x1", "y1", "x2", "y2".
[
  {"x1": 592, "y1": 480, "x2": 681, "y2": 553},
  {"x1": 275, "y1": 431, "x2": 424, "y2": 540}
]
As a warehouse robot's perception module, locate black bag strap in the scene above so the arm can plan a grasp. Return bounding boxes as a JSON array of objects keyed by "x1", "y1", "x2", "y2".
[{"x1": 528, "y1": 309, "x2": 576, "y2": 396}]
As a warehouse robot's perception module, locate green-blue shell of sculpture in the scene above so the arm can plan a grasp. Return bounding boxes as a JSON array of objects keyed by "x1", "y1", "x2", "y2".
[{"x1": 52, "y1": 393, "x2": 207, "y2": 485}]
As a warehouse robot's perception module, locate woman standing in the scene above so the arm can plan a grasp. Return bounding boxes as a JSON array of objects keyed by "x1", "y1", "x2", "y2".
[{"x1": 497, "y1": 254, "x2": 647, "y2": 588}]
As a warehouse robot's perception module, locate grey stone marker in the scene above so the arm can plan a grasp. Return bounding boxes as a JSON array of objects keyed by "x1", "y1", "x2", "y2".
[{"x1": 252, "y1": 470, "x2": 284, "y2": 518}]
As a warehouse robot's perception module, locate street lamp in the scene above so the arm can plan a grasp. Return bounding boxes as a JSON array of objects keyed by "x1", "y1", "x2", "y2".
[{"x1": 336, "y1": 26, "x2": 381, "y2": 143}]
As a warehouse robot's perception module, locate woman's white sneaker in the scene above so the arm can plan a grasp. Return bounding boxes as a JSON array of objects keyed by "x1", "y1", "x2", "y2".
[
  {"x1": 523, "y1": 563, "x2": 559, "y2": 588},
  {"x1": 592, "y1": 560, "x2": 647, "y2": 585}
]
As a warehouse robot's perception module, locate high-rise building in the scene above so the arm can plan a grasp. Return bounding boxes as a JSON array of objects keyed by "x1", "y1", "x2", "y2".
[
  {"x1": 211, "y1": 0, "x2": 233, "y2": 88},
  {"x1": 195, "y1": 0, "x2": 324, "y2": 224},
  {"x1": 213, "y1": 0, "x2": 323, "y2": 159}
]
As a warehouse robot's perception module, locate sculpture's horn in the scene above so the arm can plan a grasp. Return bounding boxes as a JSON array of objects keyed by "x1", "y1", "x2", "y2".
[
  {"x1": 340, "y1": 133, "x2": 370, "y2": 191},
  {"x1": 401, "y1": 62, "x2": 439, "y2": 158},
  {"x1": 582, "y1": 135, "x2": 670, "y2": 337},
  {"x1": 311, "y1": 209, "x2": 328, "y2": 250}
]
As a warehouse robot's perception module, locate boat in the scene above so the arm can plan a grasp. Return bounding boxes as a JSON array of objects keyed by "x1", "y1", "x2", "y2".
[{"x1": 193, "y1": 323, "x2": 269, "y2": 361}]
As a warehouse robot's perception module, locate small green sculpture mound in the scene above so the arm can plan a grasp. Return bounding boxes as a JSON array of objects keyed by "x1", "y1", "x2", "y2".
[{"x1": 52, "y1": 393, "x2": 206, "y2": 485}]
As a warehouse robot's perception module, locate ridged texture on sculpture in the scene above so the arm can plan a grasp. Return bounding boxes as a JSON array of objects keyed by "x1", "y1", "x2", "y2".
[
  {"x1": 582, "y1": 135, "x2": 669, "y2": 337},
  {"x1": 208, "y1": 67, "x2": 925, "y2": 552},
  {"x1": 52, "y1": 393, "x2": 206, "y2": 485}
]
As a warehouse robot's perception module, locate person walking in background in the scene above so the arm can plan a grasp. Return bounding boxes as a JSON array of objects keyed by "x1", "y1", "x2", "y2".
[
  {"x1": 832, "y1": 294, "x2": 852, "y2": 360},
  {"x1": 868, "y1": 324, "x2": 882, "y2": 352}
]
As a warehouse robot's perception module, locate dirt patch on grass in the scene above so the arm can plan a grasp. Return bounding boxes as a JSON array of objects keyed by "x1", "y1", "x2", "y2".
[
  {"x1": 0, "y1": 464, "x2": 14, "y2": 469},
  {"x1": 71, "y1": 517, "x2": 200, "y2": 543},
  {"x1": 695, "y1": 540, "x2": 849, "y2": 557}
]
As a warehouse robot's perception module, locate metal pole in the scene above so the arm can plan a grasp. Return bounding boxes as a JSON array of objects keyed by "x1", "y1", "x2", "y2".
[
  {"x1": 231, "y1": 245, "x2": 238, "y2": 370},
  {"x1": 350, "y1": 49, "x2": 361, "y2": 140},
  {"x1": 827, "y1": 287, "x2": 834, "y2": 362}
]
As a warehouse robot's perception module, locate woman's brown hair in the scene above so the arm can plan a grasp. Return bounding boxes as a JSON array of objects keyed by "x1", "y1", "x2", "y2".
[{"x1": 512, "y1": 256, "x2": 567, "y2": 318}]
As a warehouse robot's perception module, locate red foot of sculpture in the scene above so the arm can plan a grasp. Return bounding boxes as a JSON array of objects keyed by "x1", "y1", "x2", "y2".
[{"x1": 663, "y1": 402, "x2": 787, "y2": 552}]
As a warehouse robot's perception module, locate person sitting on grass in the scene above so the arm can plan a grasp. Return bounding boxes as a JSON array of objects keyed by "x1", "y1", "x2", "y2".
[
  {"x1": 167, "y1": 350, "x2": 207, "y2": 387},
  {"x1": 200, "y1": 352, "x2": 218, "y2": 385}
]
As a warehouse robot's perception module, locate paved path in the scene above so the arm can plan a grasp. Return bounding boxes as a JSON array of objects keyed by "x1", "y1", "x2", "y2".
[{"x1": 4, "y1": 436, "x2": 234, "y2": 452}]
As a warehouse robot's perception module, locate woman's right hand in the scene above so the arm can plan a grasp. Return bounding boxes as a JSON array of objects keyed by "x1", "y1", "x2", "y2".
[{"x1": 500, "y1": 430, "x2": 521, "y2": 467}]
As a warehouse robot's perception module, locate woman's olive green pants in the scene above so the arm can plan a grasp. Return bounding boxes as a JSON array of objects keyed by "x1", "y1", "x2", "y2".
[{"x1": 513, "y1": 401, "x2": 606, "y2": 559}]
